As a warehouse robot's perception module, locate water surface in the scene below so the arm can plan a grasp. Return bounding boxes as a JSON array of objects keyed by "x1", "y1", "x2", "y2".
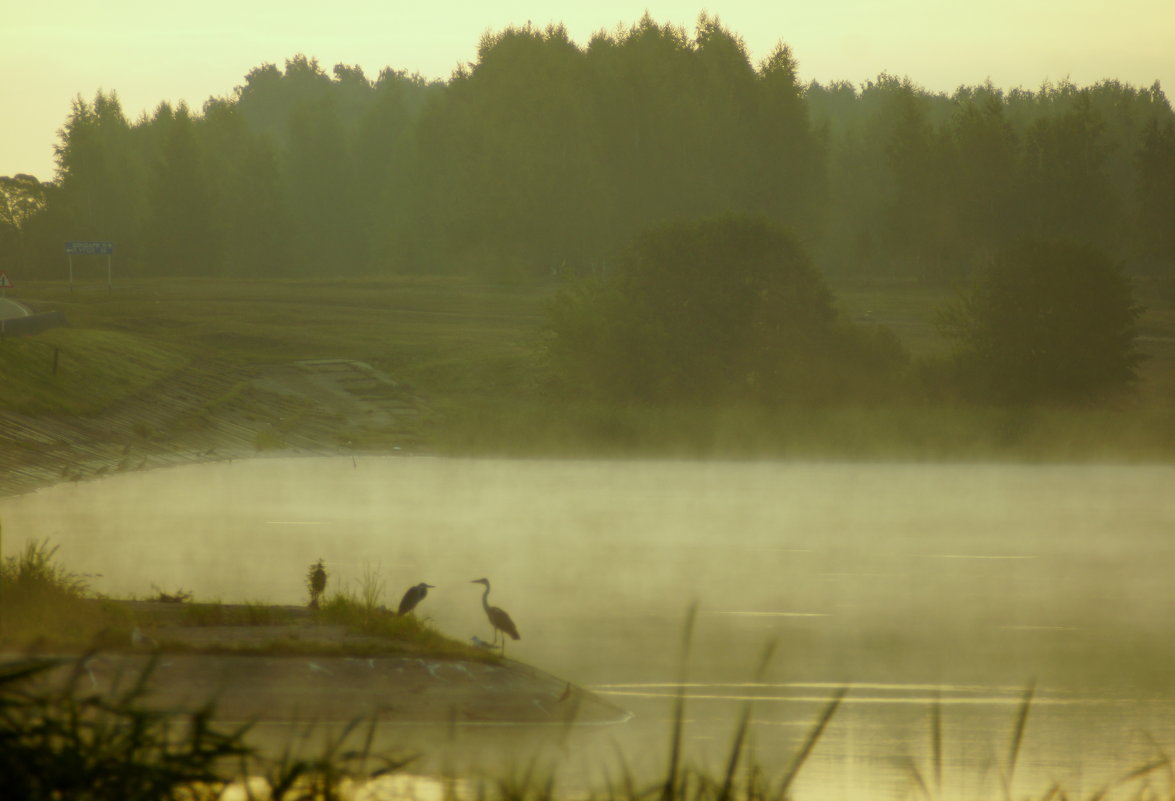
[{"x1": 3, "y1": 456, "x2": 1174, "y2": 800}]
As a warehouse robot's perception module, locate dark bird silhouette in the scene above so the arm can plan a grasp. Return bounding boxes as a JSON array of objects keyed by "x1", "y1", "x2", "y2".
[
  {"x1": 397, "y1": 582, "x2": 435, "y2": 616},
  {"x1": 471, "y1": 577, "x2": 520, "y2": 653},
  {"x1": 308, "y1": 559, "x2": 327, "y2": 609}
]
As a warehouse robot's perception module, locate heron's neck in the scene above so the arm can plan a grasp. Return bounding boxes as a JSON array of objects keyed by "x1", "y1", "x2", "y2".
[{"x1": 480, "y1": 582, "x2": 491, "y2": 610}]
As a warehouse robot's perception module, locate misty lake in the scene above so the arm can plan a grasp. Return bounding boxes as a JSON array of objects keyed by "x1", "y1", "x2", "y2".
[{"x1": 3, "y1": 456, "x2": 1175, "y2": 800}]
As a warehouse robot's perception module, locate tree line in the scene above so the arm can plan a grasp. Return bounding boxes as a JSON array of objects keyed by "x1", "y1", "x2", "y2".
[{"x1": 2, "y1": 14, "x2": 1174, "y2": 283}]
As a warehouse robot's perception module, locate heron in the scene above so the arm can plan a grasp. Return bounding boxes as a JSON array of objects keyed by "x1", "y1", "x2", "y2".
[
  {"x1": 397, "y1": 582, "x2": 435, "y2": 616},
  {"x1": 470, "y1": 577, "x2": 520, "y2": 654}
]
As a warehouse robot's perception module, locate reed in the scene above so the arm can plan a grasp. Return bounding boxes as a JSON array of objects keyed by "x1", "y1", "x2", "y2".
[
  {"x1": 6, "y1": 652, "x2": 1173, "y2": 801},
  {"x1": 1002, "y1": 682, "x2": 1035, "y2": 801},
  {"x1": 662, "y1": 603, "x2": 698, "y2": 801},
  {"x1": 0, "y1": 539, "x2": 120, "y2": 647}
]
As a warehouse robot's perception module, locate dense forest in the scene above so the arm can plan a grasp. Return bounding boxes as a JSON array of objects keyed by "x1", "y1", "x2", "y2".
[{"x1": 2, "y1": 15, "x2": 1174, "y2": 283}]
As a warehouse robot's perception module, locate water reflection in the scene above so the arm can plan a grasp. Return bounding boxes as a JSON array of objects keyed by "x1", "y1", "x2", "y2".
[{"x1": 3, "y1": 456, "x2": 1175, "y2": 800}]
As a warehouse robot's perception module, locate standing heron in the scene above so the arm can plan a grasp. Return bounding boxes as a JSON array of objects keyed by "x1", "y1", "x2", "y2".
[
  {"x1": 470, "y1": 577, "x2": 520, "y2": 654},
  {"x1": 397, "y1": 582, "x2": 435, "y2": 617}
]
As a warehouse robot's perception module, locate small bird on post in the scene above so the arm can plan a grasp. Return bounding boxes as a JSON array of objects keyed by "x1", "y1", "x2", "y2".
[
  {"x1": 470, "y1": 577, "x2": 520, "y2": 654},
  {"x1": 397, "y1": 582, "x2": 435, "y2": 616}
]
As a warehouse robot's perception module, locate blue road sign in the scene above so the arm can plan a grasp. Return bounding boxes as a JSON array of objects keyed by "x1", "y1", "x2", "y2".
[{"x1": 65, "y1": 241, "x2": 114, "y2": 255}]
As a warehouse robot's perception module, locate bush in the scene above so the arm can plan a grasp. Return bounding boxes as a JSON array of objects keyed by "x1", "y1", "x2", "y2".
[
  {"x1": 547, "y1": 216, "x2": 907, "y2": 405},
  {"x1": 0, "y1": 540, "x2": 116, "y2": 648},
  {"x1": 938, "y1": 240, "x2": 1142, "y2": 403}
]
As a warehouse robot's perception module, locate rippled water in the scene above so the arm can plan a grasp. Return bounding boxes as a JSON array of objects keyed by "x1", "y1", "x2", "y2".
[{"x1": 3, "y1": 456, "x2": 1175, "y2": 800}]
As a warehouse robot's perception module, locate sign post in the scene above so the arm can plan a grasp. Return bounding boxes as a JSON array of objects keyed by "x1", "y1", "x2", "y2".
[
  {"x1": 64, "y1": 241, "x2": 115, "y2": 293},
  {"x1": 0, "y1": 273, "x2": 11, "y2": 339}
]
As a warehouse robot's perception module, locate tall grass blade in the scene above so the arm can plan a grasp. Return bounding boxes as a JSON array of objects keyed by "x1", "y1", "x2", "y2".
[
  {"x1": 718, "y1": 705, "x2": 752, "y2": 801},
  {"x1": 1085, "y1": 757, "x2": 1170, "y2": 801},
  {"x1": 774, "y1": 685, "x2": 847, "y2": 801},
  {"x1": 717, "y1": 640, "x2": 777, "y2": 801},
  {"x1": 661, "y1": 603, "x2": 697, "y2": 801},
  {"x1": 608, "y1": 739, "x2": 639, "y2": 801},
  {"x1": 1002, "y1": 682, "x2": 1035, "y2": 801},
  {"x1": 1038, "y1": 781, "x2": 1061, "y2": 801},
  {"x1": 930, "y1": 692, "x2": 943, "y2": 796},
  {"x1": 896, "y1": 755, "x2": 933, "y2": 801}
]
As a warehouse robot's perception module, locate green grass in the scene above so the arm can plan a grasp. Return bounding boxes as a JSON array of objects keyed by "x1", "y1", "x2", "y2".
[
  {"x1": 5, "y1": 274, "x2": 1175, "y2": 461},
  {"x1": 0, "y1": 539, "x2": 130, "y2": 648},
  {"x1": 0, "y1": 543, "x2": 478, "y2": 659},
  {"x1": 7, "y1": 276, "x2": 553, "y2": 422},
  {"x1": 317, "y1": 590, "x2": 490, "y2": 661},
  {"x1": 0, "y1": 327, "x2": 189, "y2": 416}
]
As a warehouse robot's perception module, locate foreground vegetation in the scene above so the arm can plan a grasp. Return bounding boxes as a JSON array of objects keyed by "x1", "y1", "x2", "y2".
[{"x1": 4, "y1": 610, "x2": 1171, "y2": 801}]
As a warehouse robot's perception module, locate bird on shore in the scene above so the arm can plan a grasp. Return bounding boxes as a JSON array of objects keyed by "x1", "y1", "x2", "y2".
[
  {"x1": 307, "y1": 559, "x2": 327, "y2": 609},
  {"x1": 470, "y1": 577, "x2": 520, "y2": 654},
  {"x1": 397, "y1": 582, "x2": 435, "y2": 616}
]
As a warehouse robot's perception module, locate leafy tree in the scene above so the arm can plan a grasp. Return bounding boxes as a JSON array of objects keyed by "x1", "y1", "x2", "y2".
[
  {"x1": 0, "y1": 174, "x2": 49, "y2": 272},
  {"x1": 1135, "y1": 117, "x2": 1175, "y2": 268},
  {"x1": 54, "y1": 92, "x2": 144, "y2": 262},
  {"x1": 284, "y1": 94, "x2": 365, "y2": 274},
  {"x1": 354, "y1": 69, "x2": 437, "y2": 272},
  {"x1": 753, "y1": 43, "x2": 825, "y2": 235},
  {"x1": 199, "y1": 98, "x2": 294, "y2": 276},
  {"x1": 547, "y1": 215, "x2": 906, "y2": 404},
  {"x1": 1021, "y1": 92, "x2": 1119, "y2": 249},
  {"x1": 811, "y1": 74, "x2": 954, "y2": 277},
  {"x1": 879, "y1": 77, "x2": 955, "y2": 278},
  {"x1": 938, "y1": 240, "x2": 1142, "y2": 403},
  {"x1": 419, "y1": 23, "x2": 600, "y2": 274},
  {"x1": 947, "y1": 87, "x2": 1022, "y2": 258},
  {"x1": 141, "y1": 103, "x2": 217, "y2": 275},
  {"x1": 13, "y1": 19, "x2": 1175, "y2": 282}
]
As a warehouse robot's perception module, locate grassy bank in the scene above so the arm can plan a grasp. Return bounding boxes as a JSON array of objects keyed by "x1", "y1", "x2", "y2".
[
  {"x1": 0, "y1": 327, "x2": 189, "y2": 416},
  {"x1": 0, "y1": 540, "x2": 480, "y2": 659},
  {"x1": 3, "y1": 274, "x2": 1175, "y2": 461}
]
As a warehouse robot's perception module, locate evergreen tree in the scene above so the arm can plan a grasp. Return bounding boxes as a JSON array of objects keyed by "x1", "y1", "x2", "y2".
[
  {"x1": 0, "y1": 174, "x2": 49, "y2": 274},
  {"x1": 1135, "y1": 117, "x2": 1175, "y2": 269}
]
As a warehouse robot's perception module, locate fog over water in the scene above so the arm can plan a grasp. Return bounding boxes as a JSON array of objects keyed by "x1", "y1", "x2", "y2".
[{"x1": 3, "y1": 456, "x2": 1175, "y2": 800}]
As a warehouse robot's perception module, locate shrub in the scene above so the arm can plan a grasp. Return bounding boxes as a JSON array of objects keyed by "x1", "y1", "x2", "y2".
[
  {"x1": 938, "y1": 240, "x2": 1142, "y2": 403},
  {"x1": 547, "y1": 216, "x2": 907, "y2": 405}
]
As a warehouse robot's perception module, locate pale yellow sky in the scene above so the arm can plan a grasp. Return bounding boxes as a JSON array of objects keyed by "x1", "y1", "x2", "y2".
[{"x1": 2, "y1": 0, "x2": 1172, "y2": 180}]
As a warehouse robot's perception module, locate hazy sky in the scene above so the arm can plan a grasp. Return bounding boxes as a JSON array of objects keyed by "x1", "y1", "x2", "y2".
[{"x1": 3, "y1": 0, "x2": 1172, "y2": 180}]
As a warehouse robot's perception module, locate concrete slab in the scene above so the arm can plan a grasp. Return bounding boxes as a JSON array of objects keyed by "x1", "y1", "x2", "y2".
[{"x1": 0, "y1": 297, "x2": 31, "y2": 320}]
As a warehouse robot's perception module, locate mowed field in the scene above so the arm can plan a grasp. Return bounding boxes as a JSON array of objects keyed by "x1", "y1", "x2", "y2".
[
  {"x1": 2, "y1": 273, "x2": 1174, "y2": 460},
  {"x1": 2, "y1": 276, "x2": 556, "y2": 415}
]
